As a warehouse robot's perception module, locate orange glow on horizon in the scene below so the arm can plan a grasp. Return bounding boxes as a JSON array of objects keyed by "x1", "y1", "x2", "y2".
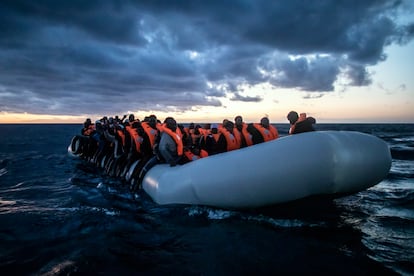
[
  {"x1": 0, "y1": 112, "x2": 84, "y2": 124},
  {"x1": 1, "y1": 109, "x2": 413, "y2": 124}
]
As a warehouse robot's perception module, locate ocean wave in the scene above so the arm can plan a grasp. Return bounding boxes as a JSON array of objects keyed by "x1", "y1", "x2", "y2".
[
  {"x1": 0, "y1": 168, "x2": 7, "y2": 177},
  {"x1": 388, "y1": 160, "x2": 414, "y2": 179},
  {"x1": 187, "y1": 206, "x2": 236, "y2": 220},
  {"x1": 361, "y1": 215, "x2": 414, "y2": 275},
  {"x1": 243, "y1": 214, "x2": 324, "y2": 228},
  {"x1": 38, "y1": 260, "x2": 77, "y2": 276}
]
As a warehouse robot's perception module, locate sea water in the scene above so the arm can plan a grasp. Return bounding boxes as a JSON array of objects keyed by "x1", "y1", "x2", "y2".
[{"x1": 0, "y1": 123, "x2": 413, "y2": 275}]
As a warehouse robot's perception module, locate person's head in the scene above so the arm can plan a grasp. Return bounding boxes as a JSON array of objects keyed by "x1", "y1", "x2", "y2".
[
  {"x1": 287, "y1": 111, "x2": 299, "y2": 124},
  {"x1": 211, "y1": 123, "x2": 218, "y2": 134},
  {"x1": 129, "y1": 114, "x2": 135, "y2": 122},
  {"x1": 260, "y1": 117, "x2": 270, "y2": 128},
  {"x1": 84, "y1": 118, "x2": 91, "y2": 127},
  {"x1": 194, "y1": 124, "x2": 202, "y2": 135},
  {"x1": 148, "y1": 114, "x2": 157, "y2": 128},
  {"x1": 164, "y1": 117, "x2": 177, "y2": 131},
  {"x1": 178, "y1": 124, "x2": 185, "y2": 135},
  {"x1": 225, "y1": 121, "x2": 234, "y2": 132},
  {"x1": 234, "y1": 115, "x2": 243, "y2": 126}
]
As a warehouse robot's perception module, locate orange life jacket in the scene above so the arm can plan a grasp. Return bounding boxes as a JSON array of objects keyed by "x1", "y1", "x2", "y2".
[
  {"x1": 183, "y1": 148, "x2": 208, "y2": 161},
  {"x1": 183, "y1": 127, "x2": 190, "y2": 138},
  {"x1": 83, "y1": 124, "x2": 95, "y2": 136},
  {"x1": 184, "y1": 149, "x2": 200, "y2": 161},
  {"x1": 125, "y1": 125, "x2": 143, "y2": 153},
  {"x1": 200, "y1": 149, "x2": 208, "y2": 158},
  {"x1": 116, "y1": 129, "x2": 126, "y2": 146},
  {"x1": 160, "y1": 124, "x2": 184, "y2": 156},
  {"x1": 234, "y1": 123, "x2": 253, "y2": 146},
  {"x1": 220, "y1": 129, "x2": 240, "y2": 151},
  {"x1": 253, "y1": 124, "x2": 279, "y2": 141},
  {"x1": 141, "y1": 122, "x2": 159, "y2": 148}
]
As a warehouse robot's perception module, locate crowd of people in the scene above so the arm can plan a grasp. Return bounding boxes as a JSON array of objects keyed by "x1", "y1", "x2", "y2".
[{"x1": 74, "y1": 111, "x2": 315, "y2": 190}]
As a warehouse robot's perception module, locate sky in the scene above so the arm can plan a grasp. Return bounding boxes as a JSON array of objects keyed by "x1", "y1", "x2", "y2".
[{"x1": 0, "y1": 0, "x2": 413, "y2": 124}]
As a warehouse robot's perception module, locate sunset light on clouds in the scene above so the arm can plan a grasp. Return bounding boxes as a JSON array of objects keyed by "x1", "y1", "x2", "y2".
[{"x1": 0, "y1": 1, "x2": 413, "y2": 124}]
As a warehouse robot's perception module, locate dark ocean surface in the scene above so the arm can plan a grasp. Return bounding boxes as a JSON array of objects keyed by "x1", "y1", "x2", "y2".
[{"x1": 0, "y1": 123, "x2": 413, "y2": 275}]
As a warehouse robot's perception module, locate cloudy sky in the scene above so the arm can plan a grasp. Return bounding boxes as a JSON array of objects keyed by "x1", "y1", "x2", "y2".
[{"x1": 1, "y1": 0, "x2": 413, "y2": 123}]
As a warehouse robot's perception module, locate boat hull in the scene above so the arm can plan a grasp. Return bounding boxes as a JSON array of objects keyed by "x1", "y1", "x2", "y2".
[{"x1": 142, "y1": 131, "x2": 392, "y2": 209}]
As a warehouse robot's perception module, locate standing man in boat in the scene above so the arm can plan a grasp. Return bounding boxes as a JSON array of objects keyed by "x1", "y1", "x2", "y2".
[{"x1": 287, "y1": 111, "x2": 316, "y2": 134}]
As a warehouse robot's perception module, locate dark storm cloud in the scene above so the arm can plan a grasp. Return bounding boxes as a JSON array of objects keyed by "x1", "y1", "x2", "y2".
[
  {"x1": 0, "y1": 0, "x2": 413, "y2": 116},
  {"x1": 230, "y1": 93, "x2": 263, "y2": 103}
]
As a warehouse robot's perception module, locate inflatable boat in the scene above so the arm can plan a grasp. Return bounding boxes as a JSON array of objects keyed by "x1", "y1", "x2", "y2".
[{"x1": 69, "y1": 131, "x2": 392, "y2": 209}]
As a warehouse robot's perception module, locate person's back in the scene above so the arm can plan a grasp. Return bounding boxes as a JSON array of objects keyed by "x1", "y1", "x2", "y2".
[
  {"x1": 217, "y1": 121, "x2": 240, "y2": 152},
  {"x1": 234, "y1": 115, "x2": 250, "y2": 148},
  {"x1": 287, "y1": 111, "x2": 315, "y2": 134},
  {"x1": 246, "y1": 123, "x2": 264, "y2": 144},
  {"x1": 139, "y1": 115, "x2": 159, "y2": 156},
  {"x1": 247, "y1": 117, "x2": 278, "y2": 145},
  {"x1": 295, "y1": 120, "x2": 314, "y2": 133}
]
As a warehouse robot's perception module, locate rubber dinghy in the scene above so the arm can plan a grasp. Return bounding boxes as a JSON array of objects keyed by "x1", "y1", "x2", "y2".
[{"x1": 141, "y1": 131, "x2": 391, "y2": 209}]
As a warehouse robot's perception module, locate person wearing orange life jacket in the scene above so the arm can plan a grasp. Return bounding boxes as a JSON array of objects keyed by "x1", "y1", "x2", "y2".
[
  {"x1": 136, "y1": 117, "x2": 184, "y2": 187},
  {"x1": 81, "y1": 118, "x2": 96, "y2": 136},
  {"x1": 124, "y1": 120, "x2": 144, "y2": 158},
  {"x1": 181, "y1": 124, "x2": 192, "y2": 149},
  {"x1": 101, "y1": 117, "x2": 123, "y2": 158},
  {"x1": 73, "y1": 118, "x2": 97, "y2": 158},
  {"x1": 116, "y1": 123, "x2": 127, "y2": 151},
  {"x1": 247, "y1": 117, "x2": 279, "y2": 145},
  {"x1": 189, "y1": 124, "x2": 203, "y2": 148},
  {"x1": 200, "y1": 123, "x2": 221, "y2": 155},
  {"x1": 177, "y1": 124, "x2": 207, "y2": 163},
  {"x1": 216, "y1": 121, "x2": 241, "y2": 153},
  {"x1": 123, "y1": 115, "x2": 140, "y2": 154},
  {"x1": 182, "y1": 146, "x2": 208, "y2": 163},
  {"x1": 139, "y1": 115, "x2": 160, "y2": 156},
  {"x1": 287, "y1": 111, "x2": 316, "y2": 134},
  {"x1": 118, "y1": 120, "x2": 144, "y2": 180},
  {"x1": 127, "y1": 114, "x2": 137, "y2": 125},
  {"x1": 129, "y1": 115, "x2": 161, "y2": 191},
  {"x1": 234, "y1": 115, "x2": 252, "y2": 148},
  {"x1": 157, "y1": 117, "x2": 183, "y2": 167}
]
